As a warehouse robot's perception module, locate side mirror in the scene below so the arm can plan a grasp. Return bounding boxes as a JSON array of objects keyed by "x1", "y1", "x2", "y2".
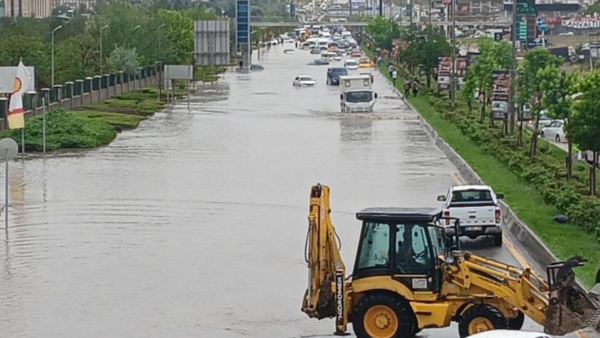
[
  {"x1": 496, "y1": 193, "x2": 504, "y2": 200},
  {"x1": 374, "y1": 93, "x2": 378, "y2": 99},
  {"x1": 340, "y1": 94, "x2": 344, "y2": 100},
  {"x1": 437, "y1": 195, "x2": 446, "y2": 201}
]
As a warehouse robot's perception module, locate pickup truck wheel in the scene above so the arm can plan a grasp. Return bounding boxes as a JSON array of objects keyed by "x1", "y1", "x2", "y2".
[
  {"x1": 507, "y1": 311, "x2": 525, "y2": 330},
  {"x1": 458, "y1": 304, "x2": 507, "y2": 338},
  {"x1": 492, "y1": 233, "x2": 502, "y2": 247},
  {"x1": 352, "y1": 292, "x2": 416, "y2": 338}
]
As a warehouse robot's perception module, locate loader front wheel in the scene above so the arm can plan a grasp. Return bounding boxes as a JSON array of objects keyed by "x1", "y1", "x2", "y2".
[
  {"x1": 458, "y1": 304, "x2": 507, "y2": 338},
  {"x1": 353, "y1": 292, "x2": 415, "y2": 338}
]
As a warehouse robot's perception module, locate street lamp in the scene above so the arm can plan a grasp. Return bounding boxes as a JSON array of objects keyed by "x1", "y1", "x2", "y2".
[
  {"x1": 157, "y1": 23, "x2": 166, "y2": 100},
  {"x1": 51, "y1": 25, "x2": 63, "y2": 88},
  {"x1": 99, "y1": 24, "x2": 109, "y2": 75}
]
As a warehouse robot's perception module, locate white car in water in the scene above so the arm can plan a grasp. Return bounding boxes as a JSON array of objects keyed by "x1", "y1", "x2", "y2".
[
  {"x1": 344, "y1": 59, "x2": 359, "y2": 70},
  {"x1": 293, "y1": 75, "x2": 317, "y2": 87},
  {"x1": 467, "y1": 330, "x2": 551, "y2": 338}
]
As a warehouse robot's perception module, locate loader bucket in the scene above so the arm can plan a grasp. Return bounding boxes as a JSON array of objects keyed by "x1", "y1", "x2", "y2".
[{"x1": 544, "y1": 257, "x2": 600, "y2": 336}]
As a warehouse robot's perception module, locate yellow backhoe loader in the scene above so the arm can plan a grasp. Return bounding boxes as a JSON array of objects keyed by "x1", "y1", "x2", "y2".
[{"x1": 301, "y1": 183, "x2": 600, "y2": 338}]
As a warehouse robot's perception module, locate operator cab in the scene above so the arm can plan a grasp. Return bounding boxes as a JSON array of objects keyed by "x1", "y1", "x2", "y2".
[{"x1": 353, "y1": 207, "x2": 449, "y2": 292}]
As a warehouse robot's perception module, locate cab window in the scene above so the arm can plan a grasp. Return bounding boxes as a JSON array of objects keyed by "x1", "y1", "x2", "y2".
[
  {"x1": 357, "y1": 222, "x2": 390, "y2": 269},
  {"x1": 395, "y1": 223, "x2": 431, "y2": 274}
]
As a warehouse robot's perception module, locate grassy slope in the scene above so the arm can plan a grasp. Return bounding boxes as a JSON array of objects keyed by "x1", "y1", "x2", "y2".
[{"x1": 374, "y1": 61, "x2": 599, "y2": 285}]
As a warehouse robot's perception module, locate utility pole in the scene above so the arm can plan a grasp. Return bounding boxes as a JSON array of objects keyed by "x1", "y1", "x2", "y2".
[
  {"x1": 379, "y1": 0, "x2": 383, "y2": 16},
  {"x1": 509, "y1": 0, "x2": 518, "y2": 135},
  {"x1": 99, "y1": 25, "x2": 109, "y2": 75},
  {"x1": 450, "y1": 0, "x2": 456, "y2": 107},
  {"x1": 51, "y1": 25, "x2": 63, "y2": 88},
  {"x1": 428, "y1": 0, "x2": 432, "y2": 25}
]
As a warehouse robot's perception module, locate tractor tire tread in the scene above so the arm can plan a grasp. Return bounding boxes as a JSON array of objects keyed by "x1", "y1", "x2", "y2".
[
  {"x1": 507, "y1": 311, "x2": 525, "y2": 330},
  {"x1": 352, "y1": 291, "x2": 416, "y2": 338},
  {"x1": 458, "y1": 304, "x2": 507, "y2": 338}
]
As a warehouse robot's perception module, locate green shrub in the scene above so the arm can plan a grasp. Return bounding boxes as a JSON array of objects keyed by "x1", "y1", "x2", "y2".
[{"x1": 0, "y1": 109, "x2": 116, "y2": 151}]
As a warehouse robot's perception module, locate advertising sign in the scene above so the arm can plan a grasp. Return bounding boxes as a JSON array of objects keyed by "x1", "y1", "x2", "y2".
[
  {"x1": 437, "y1": 56, "x2": 452, "y2": 91},
  {"x1": 491, "y1": 70, "x2": 510, "y2": 121},
  {"x1": 236, "y1": 0, "x2": 250, "y2": 45},
  {"x1": 436, "y1": 56, "x2": 468, "y2": 91},
  {"x1": 516, "y1": 0, "x2": 537, "y2": 43}
]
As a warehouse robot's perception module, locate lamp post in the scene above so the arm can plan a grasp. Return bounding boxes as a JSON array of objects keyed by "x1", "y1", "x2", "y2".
[
  {"x1": 99, "y1": 24, "x2": 109, "y2": 75},
  {"x1": 157, "y1": 23, "x2": 166, "y2": 100},
  {"x1": 450, "y1": 0, "x2": 457, "y2": 108},
  {"x1": 51, "y1": 25, "x2": 63, "y2": 88}
]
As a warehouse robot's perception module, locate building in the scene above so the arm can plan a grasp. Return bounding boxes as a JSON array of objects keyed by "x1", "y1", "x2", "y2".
[
  {"x1": 4, "y1": 0, "x2": 51, "y2": 17},
  {"x1": 52, "y1": 0, "x2": 96, "y2": 12}
]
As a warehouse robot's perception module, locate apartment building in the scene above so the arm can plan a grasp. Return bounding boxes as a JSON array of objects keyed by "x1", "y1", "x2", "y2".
[{"x1": 4, "y1": 0, "x2": 51, "y2": 17}]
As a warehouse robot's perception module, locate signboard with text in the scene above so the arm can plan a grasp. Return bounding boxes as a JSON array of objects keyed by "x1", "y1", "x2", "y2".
[
  {"x1": 491, "y1": 70, "x2": 510, "y2": 121},
  {"x1": 516, "y1": 0, "x2": 537, "y2": 43},
  {"x1": 236, "y1": 0, "x2": 250, "y2": 46}
]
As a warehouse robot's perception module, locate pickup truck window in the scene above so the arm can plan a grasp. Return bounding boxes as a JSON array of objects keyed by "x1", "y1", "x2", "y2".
[{"x1": 450, "y1": 189, "x2": 495, "y2": 206}]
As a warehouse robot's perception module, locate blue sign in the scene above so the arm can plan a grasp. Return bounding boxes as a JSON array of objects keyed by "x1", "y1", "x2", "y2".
[
  {"x1": 236, "y1": 0, "x2": 250, "y2": 45},
  {"x1": 290, "y1": 4, "x2": 295, "y2": 17}
]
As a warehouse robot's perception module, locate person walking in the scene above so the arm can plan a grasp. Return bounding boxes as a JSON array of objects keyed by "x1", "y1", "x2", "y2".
[
  {"x1": 412, "y1": 78, "x2": 420, "y2": 97},
  {"x1": 403, "y1": 79, "x2": 412, "y2": 98},
  {"x1": 392, "y1": 70, "x2": 398, "y2": 87},
  {"x1": 388, "y1": 64, "x2": 394, "y2": 78}
]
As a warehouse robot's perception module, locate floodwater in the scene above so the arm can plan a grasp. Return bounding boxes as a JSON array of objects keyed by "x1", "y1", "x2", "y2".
[{"x1": 0, "y1": 44, "x2": 541, "y2": 337}]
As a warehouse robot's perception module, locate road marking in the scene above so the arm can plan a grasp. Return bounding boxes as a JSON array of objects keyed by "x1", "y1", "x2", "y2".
[
  {"x1": 451, "y1": 173, "x2": 464, "y2": 186},
  {"x1": 503, "y1": 235, "x2": 533, "y2": 270}
]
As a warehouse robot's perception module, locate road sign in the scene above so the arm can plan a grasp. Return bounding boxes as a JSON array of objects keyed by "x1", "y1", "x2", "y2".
[
  {"x1": 0, "y1": 138, "x2": 18, "y2": 161},
  {"x1": 236, "y1": 0, "x2": 250, "y2": 45},
  {"x1": 290, "y1": 4, "x2": 295, "y2": 17}
]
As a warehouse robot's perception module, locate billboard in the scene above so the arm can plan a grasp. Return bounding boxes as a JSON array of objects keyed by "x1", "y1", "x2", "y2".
[
  {"x1": 0, "y1": 67, "x2": 36, "y2": 94},
  {"x1": 436, "y1": 56, "x2": 468, "y2": 91},
  {"x1": 236, "y1": 0, "x2": 250, "y2": 46},
  {"x1": 516, "y1": 0, "x2": 537, "y2": 43},
  {"x1": 194, "y1": 20, "x2": 230, "y2": 66},
  {"x1": 491, "y1": 70, "x2": 510, "y2": 121}
]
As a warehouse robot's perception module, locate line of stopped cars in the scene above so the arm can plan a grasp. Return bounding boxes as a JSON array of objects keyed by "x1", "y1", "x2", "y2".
[{"x1": 292, "y1": 26, "x2": 379, "y2": 113}]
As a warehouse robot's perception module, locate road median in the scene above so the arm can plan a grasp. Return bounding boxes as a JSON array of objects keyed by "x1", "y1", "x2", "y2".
[{"x1": 370, "y1": 60, "x2": 600, "y2": 286}]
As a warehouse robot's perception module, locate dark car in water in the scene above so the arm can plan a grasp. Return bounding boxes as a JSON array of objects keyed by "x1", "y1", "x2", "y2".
[{"x1": 326, "y1": 67, "x2": 349, "y2": 85}]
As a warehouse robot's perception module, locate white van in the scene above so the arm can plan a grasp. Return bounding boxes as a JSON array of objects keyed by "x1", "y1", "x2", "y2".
[{"x1": 341, "y1": 31, "x2": 352, "y2": 39}]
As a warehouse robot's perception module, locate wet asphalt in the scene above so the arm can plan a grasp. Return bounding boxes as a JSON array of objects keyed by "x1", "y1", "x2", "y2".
[{"x1": 0, "y1": 43, "x2": 560, "y2": 337}]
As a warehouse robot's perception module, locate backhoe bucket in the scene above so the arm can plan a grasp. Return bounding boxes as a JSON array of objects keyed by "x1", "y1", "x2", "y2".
[{"x1": 544, "y1": 257, "x2": 600, "y2": 336}]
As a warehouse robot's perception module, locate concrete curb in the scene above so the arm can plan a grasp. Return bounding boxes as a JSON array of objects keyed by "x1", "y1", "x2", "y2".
[{"x1": 387, "y1": 73, "x2": 563, "y2": 274}]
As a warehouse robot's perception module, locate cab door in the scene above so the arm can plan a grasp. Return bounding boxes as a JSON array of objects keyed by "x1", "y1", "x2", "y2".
[{"x1": 391, "y1": 223, "x2": 436, "y2": 293}]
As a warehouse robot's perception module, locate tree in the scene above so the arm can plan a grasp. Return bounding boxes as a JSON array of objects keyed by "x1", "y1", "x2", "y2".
[
  {"x1": 567, "y1": 70, "x2": 600, "y2": 196},
  {"x1": 366, "y1": 16, "x2": 399, "y2": 50},
  {"x1": 107, "y1": 47, "x2": 140, "y2": 75},
  {"x1": 418, "y1": 25, "x2": 452, "y2": 88},
  {"x1": 517, "y1": 48, "x2": 561, "y2": 158},
  {"x1": 541, "y1": 70, "x2": 578, "y2": 180},
  {"x1": 462, "y1": 37, "x2": 511, "y2": 123}
]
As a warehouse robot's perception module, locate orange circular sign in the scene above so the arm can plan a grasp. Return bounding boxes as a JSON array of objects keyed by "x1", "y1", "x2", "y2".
[{"x1": 12, "y1": 77, "x2": 22, "y2": 93}]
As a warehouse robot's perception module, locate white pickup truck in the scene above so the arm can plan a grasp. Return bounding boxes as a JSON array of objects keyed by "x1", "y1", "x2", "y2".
[{"x1": 437, "y1": 185, "x2": 505, "y2": 247}]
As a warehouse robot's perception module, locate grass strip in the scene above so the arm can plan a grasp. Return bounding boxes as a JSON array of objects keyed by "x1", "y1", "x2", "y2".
[{"x1": 72, "y1": 111, "x2": 146, "y2": 129}]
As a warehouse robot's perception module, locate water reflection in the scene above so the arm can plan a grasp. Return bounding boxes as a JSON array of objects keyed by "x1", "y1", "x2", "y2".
[{"x1": 340, "y1": 117, "x2": 373, "y2": 143}]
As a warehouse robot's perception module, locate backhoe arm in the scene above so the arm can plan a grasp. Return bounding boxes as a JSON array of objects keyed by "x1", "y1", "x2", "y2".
[{"x1": 302, "y1": 184, "x2": 348, "y2": 334}]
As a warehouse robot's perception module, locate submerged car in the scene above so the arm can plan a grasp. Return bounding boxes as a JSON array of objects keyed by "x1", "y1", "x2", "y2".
[
  {"x1": 310, "y1": 48, "x2": 322, "y2": 54},
  {"x1": 250, "y1": 64, "x2": 264, "y2": 71},
  {"x1": 293, "y1": 75, "x2": 317, "y2": 87},
  {"x1": 307, "y1": 59, "x2": 330, "y2": 65},
  {"x1": 344, "y1": 59, "x2": 359, "y2": 70}
]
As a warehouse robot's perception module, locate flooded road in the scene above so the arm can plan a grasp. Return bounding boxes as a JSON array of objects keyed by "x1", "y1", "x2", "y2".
[{"x1": 1, "y1": 44, "x2": 543, "y2": 337}]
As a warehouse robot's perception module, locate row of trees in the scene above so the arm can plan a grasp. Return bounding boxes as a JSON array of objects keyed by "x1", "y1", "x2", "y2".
[{"x1": 0, "y1": 0, "x2": 217, "y2": 88}]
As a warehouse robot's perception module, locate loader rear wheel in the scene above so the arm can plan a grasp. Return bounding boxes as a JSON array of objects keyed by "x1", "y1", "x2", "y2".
[
  {"x1": 458, "y1": 304, "x2": 507, "y2": 338},
  {"x1": 507, "y1": 311, "x2": 525, "y2": 330},
  {"x1": 352, "y1": 292, "x2": 415, "y2": 338}
]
